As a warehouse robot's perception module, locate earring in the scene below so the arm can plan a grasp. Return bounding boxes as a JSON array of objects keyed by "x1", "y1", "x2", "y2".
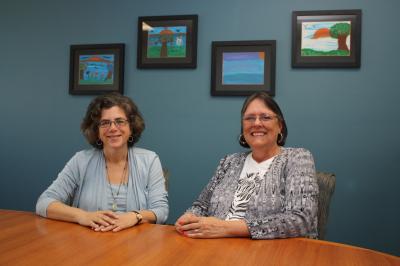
[
  {"x1": 277, "y1": 133, "x2": 283, "y2": 144},
  {"x1": 96, "y1": 139, "x2": 103, "y2": 146},
  {"x1": 128, "y1": 135, "x2": 134, "y2": 143},
  {"x1": 239, "y1": 134, "x2": 248, "y2": 146}
]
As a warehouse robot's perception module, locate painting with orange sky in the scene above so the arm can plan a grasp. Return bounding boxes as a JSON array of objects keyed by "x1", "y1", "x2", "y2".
[{"x1": 301, "y1": 21, "x2": 351, "y2": 56}]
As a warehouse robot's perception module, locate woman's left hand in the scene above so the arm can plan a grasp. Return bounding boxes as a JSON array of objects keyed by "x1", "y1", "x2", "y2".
[
  {"x1": 178, "y1": 216, "x2": 228, "y2": 238},
  {"x1": 95, "y1": 212, "x2": 138, "y2": 232}
]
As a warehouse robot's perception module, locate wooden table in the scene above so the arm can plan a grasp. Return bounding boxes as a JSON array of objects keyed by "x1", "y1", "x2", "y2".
[{"x1": 0, "y1": 210, "x2": 398, "y2": 266}]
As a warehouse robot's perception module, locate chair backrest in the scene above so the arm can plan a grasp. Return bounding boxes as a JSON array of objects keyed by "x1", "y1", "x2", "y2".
[
  {"x1": 163, "y1": 168, "x2": 170, "y2": 191},
  {"x1": 316, "y1": 171, "x2": 336, "y2": 240}
]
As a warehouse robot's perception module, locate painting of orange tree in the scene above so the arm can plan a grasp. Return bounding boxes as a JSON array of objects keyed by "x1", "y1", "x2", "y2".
[
  {"x1": 146, "y1": 26, "x2": 187, "y2": 58},
  {"x1": 301, "y1": 21, "x2": 351, "y2": 56}
]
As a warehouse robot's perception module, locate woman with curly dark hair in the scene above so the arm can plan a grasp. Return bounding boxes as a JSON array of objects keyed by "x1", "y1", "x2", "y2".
[{"x1": 36, "y1": 93, "x2": 168, "y2": 232}]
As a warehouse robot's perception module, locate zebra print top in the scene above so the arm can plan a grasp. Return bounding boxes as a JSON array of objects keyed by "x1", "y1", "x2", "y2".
[
  {"x1": 226, "y1": 154, "x2": 274, "y2": 220},
  {"x1": 187, "y1": 147, "x2": 319, "y2": 239}
]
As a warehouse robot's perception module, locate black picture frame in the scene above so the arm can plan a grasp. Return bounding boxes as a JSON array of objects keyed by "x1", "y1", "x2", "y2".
[
  {"x1": 292, "y1": 9, "x2": 362, "y2": 68},
  {"x1": 137, "y1": 14, "x2": 198, "y2": 69},
  {"x1": 211, "y1": 40, "x2": 276, "y2": 96},
  {"x1": 69, "y1": 43, "x2": 125, "y2": 95}
]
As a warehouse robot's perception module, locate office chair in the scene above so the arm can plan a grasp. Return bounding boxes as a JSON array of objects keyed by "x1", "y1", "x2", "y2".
[
  {"x1": 316, "y1": 171, "x2": 336, "y2": 240},
  {"x1": 163, "y1": 168, "x2": 170, "y2": 191}
]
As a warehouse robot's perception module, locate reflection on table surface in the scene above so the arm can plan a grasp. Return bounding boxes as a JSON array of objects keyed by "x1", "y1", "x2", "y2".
[{"x1": 0, "y1": 210, "x2": 398, "y2": 266}]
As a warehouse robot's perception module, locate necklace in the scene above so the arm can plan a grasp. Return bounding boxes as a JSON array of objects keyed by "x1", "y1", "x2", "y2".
[{"x1": 104, "y1": 153, "x2": 128, "y2": 211}]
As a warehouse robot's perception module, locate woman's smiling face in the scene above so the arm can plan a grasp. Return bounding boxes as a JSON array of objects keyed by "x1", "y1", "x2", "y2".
[
  {"x1": 98, "y1": 106, "x2": 132, "y2": 151},
  {"x1": 242, "y1": 98, "x2": 282, "y2": 152}
]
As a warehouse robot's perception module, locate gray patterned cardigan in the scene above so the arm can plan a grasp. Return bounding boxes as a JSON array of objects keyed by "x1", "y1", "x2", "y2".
[{"x1": 187, "y1": 147, "x2": 319, "y2": 239}]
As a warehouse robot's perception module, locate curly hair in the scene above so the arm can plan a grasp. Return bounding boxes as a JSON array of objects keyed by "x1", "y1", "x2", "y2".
[
  {"x1": 239, "y1": 92, "x2": 288, "y2": 148},
  {"x1": 81, "y1": 93, "x2": 145, "y2": 149}
]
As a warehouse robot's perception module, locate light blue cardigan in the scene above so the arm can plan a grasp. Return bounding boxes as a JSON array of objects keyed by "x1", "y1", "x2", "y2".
[{"x1": 36, "y1": 147, "x2": 169, "y2": 224}]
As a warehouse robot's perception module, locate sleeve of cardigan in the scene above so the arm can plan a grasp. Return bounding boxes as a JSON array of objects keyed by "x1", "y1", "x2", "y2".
[
  {"x1": 146, "y1": 155, "x2": 169, "y2": 224},
  {"x1": 35, "y1": 154, "x2": 80, "y2": 217},
  {"x1": 246, "y1": 148, "x2": 319, "y2": 239},
  {"x1": 186, "y1": 155, "x2": 229, "y2": 216}
]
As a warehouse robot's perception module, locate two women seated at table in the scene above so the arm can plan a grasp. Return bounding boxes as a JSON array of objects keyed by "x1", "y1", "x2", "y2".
[
  {"x1": 37, "y1": 92, "x2": 318, "y2": 239},
  {"x1": 175, "y1": 92, "x2": 319, "y2": 239},
  {"x1": 36, "y1": 93, "x2": 168, "y2": 232}
]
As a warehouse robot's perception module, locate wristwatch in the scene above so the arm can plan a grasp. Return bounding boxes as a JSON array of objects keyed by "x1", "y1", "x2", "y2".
[{"x1": 132, "y1": 210, "x2": 143, "y2": 225}]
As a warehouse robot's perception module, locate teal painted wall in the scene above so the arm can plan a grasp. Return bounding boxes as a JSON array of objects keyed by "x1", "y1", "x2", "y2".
[{"x1": 1, "y1": 0, "x2": 399, "y2": 256}]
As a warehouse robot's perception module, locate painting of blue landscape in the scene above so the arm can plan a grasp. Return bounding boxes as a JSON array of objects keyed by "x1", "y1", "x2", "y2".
[
  {"x1": 78, "y1": 54, "x2": 114, "y2": 85},
  {"x1": 222, "y1": 52, "x2": 265, "y2": 85}
]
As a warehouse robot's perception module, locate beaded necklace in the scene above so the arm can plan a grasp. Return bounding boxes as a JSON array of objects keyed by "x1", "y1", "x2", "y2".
[{"x1": 104, "y1": 153, "x2": 128, "y2": 211}]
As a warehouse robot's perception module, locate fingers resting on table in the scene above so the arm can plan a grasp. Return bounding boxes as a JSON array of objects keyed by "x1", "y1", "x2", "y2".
[
  {"x1": 78, "y1": 211, "x2": 138, "y2": 232},
  {"x1": 175, "y1": 213, "x2": 229, "y2": 238}
]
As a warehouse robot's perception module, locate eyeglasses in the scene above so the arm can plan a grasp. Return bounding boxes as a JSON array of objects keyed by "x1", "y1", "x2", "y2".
[
  {"x1": 98, "y1": 118, "x2": 129, "y2": 128},
  {"x1": 242, "y1": 114, "x2": 277, "y2": 124}
]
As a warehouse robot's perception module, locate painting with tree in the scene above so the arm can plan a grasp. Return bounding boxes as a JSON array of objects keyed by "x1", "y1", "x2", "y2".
[
  {"x1": 147, "y1": 26, "x2": 187, "y2": 58},
  {"x1": 301, "y1": 21, "x2": 351, "y2": 56},
  {"x1": 137, "y1": 15, "x2": 198, "y2": 68},
  {"x1": 292, "y1": 10, "x2": 361, "y2": 68}
]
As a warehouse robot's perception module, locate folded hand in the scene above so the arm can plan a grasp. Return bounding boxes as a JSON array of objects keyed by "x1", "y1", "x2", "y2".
[
  {"x1": 175, "y1": 213, "x2": 227, "y2": 238},
  {"x1": 77, "y1": 210, "x2": 119, "y2": 229},
  {"x1": 96, "y1": 212, "x2": 138, "y2": 232}
]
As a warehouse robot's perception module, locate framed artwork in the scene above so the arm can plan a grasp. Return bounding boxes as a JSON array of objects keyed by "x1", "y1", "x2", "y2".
[
  {"x1": 137, "y1": 14, "x2": 198, "y2": 68},
  {"x1": 211, "y1": 40, "x2": 276, "y2": 96},
  {"x1": 69, "y1": 43, "x2": 125, "y2": 95},
  {"x1": 292, "y1": 9, "x2": 362, "y2": 68}
]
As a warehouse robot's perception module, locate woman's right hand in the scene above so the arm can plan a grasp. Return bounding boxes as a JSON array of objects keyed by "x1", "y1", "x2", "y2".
[
  {"x1": 175, "y1": 212, "x2": 198, "y2": 234},
  {"x1": 76, "y1": 210, "x2": 119, "y2": 229}
]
